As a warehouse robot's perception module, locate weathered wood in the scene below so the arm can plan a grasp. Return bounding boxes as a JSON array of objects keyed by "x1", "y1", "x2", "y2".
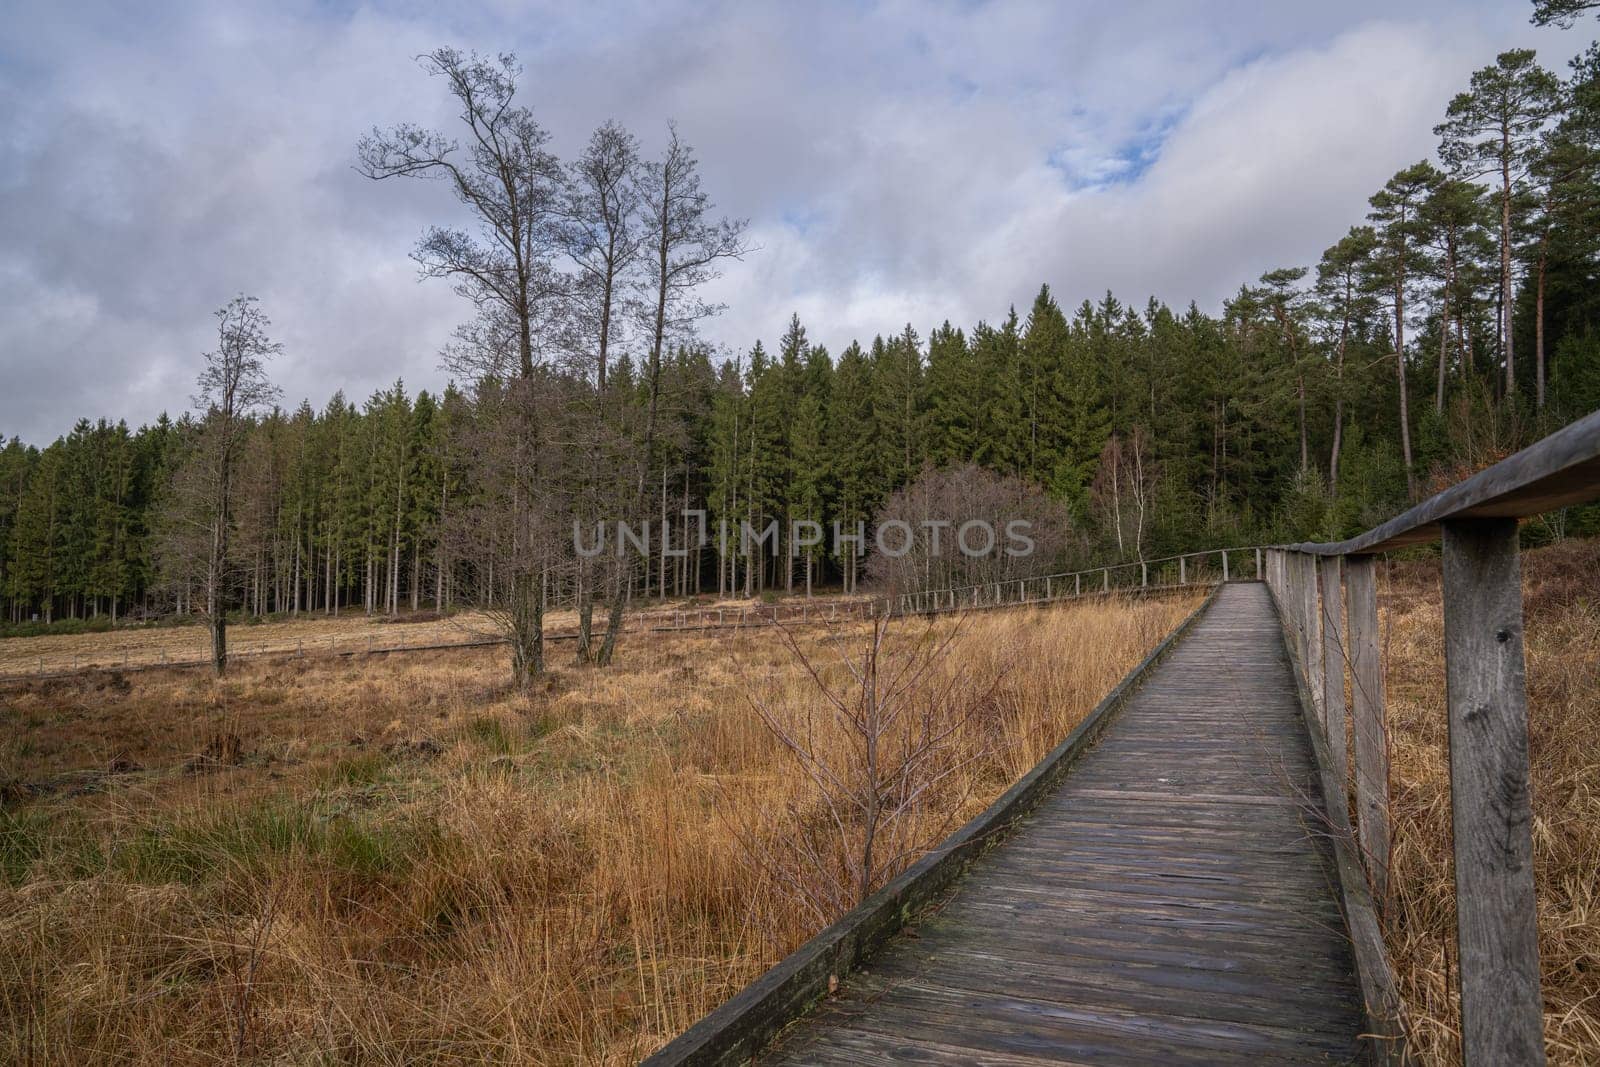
[
  {"x1": 1270, "y1": 575, "x2": 1410, "y2": 1065},
  {"x1": 1286, "y1": 407, "x2": 1600, "y2": 555},
  {"x1": 1441, "y1": 518, "x2": 1546, "y2": 1066},
  {"x1": 1289, "y1": 552, "x2": 1322, "y2": 723},
  {"x1": 1345, "y1": 555, "x2": 1391, "y2": 905},
  {"x1": 763, "y1": 584, "x2": 1370, "y2": 1066},
  {"x1": 1319, "y1": 555, "x2": 1348, "y2": 814}
]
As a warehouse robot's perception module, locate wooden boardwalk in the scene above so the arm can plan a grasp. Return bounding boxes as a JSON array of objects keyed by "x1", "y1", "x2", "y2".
[{"x1": 765, "y1": 582, "x2": 1365, "y2": 1065}]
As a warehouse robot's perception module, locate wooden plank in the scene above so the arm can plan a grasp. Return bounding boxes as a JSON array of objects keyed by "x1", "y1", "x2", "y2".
[
  {"x1": 1345, "y1": 555, "x2": 1391, "y2": 905},
  {"x1": 757, "y1": 584, "x2": 1368, "y2": 1066},
  {"x1": 1285, "y1": 406, "x2": 1600, "y2": 554},
  {"x1": 1441, "y1": 518, "x2": 1546, "y2": 1065},
  {"x1": 818, "y1": 980, "x2": 1357, "y2": 1064},
  {"x1": 1319, "y1": 555, "x2": 1349, "y2": 821}
]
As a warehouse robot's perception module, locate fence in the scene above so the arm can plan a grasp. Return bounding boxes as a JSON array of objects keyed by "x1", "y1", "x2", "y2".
[
  {"x1": 1, "y1": 547, "x2": 1246, "y2": 680},
  {"x1": 1264, "y1": 407, "x2": 1600, "y2": 1066}
]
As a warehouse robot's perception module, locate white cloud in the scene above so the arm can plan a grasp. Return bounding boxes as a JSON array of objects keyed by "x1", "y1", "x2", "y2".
[{"x1": 0, "y1": 0, "x2": 1580, "y2": 443}]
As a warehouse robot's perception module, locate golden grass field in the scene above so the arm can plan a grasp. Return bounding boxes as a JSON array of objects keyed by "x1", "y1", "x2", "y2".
[
  {"x1": 0, "y1": 592, "x2": 1197, "y2": 1064},
  {"x1": 3, "y1": 539, "x2": 1597, "y2": 1067},
  {"x1": 0, "y1": 595, "x2": 830, "y2": 678}
]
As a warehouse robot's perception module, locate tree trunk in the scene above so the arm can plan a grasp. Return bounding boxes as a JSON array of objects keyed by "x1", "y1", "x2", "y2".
[
  {"x1": 575, "y1": 559, "x2": 594, "y2": 665},
  {"x1": 1501, "y1": 152, "x2": 1515, "y2": 398},
  {"x1": 1437, "y1": 290, "x2": 1451, "y2": 415},
  {"x1": 509, "y1": 566, "x2": 544, "y2": 689},
  {"x1": 1395, "y1": 279, "x2": 1415, "y2": 497},
  {"x1": 1330, "y1": 297, "x2": 1350, "y2": 490},
  {"x1": 595, "y1": 564, "x2": 626, "y2": 667},
  {"x1": 1535, "y1": 248, "x2": 1547, "y2": 410}
]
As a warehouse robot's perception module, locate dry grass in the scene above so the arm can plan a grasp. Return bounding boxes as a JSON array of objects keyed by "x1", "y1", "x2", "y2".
[
  {"x1": 0, "y1": 592, "x2": 1196, "y2": 1064},
  {"x1": 1380, "y1": 539, "x2": 1600, "y2": 1065},
  {"x1": 0, "y1": 594, "x2": 814, "y2": 677}
]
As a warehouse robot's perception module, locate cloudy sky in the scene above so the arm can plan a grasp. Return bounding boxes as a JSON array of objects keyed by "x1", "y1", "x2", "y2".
[{"x1": 0, "y1": 1, "x2": 1587, "y2": 445}]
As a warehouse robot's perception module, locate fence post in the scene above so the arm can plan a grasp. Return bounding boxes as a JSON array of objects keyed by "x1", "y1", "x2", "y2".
[
  {"x1": 1440, "y1": 518, "x2": 1545, "y2": 1065},
  {"x1": 1345, "y1": 554, "x2": 1390, "y2": 906},
  {"x1": 1102, "y1": 568, "x2": 1109, "y2": 592},
  {"x1": 1180, "y1": 555, "x2": 1187, "y2": 585},
  {"x1": 1318, "y1": 555, "x2": 1348, "y2": 810},
  {"x1": 1075, "y1": 573, "x2": 1081, "y2": 597},
  {"x1": 1305, "y1": 553, "x2": 1324, "y2": 719},
  {"x1": 1141, "y1": 562, "x2": 1148, "y2": 587},
  {"x1": 1255, "y1": 547, "x2": 1263, "y2": 579},
  {"x1": 1221, "y1": 550, "x2": 1230, "y2": 582}
]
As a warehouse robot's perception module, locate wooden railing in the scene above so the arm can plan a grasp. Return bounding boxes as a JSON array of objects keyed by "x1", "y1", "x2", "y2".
[
  {"x1": 886, "y1": 545, "x2": 1261, "y2": 616},
  {"x1": 1265, "y1": 407, "x2": 1600, "y2": 1067}
]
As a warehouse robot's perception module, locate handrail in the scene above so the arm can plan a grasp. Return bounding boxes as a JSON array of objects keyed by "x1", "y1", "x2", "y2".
[
  {"x1": 1284, "y1": 407, "x2": 1600, "y2": 555},
  {"x1": 1262, "y1": 407, "x2": 1600, "y2": 1067}
]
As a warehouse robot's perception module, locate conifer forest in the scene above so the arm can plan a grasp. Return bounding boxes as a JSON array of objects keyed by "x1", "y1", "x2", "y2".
[{"x1": 4, "y1": 37, "x2": 1600, "y2": 681}]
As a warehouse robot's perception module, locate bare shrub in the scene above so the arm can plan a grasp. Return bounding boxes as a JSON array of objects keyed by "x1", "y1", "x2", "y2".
[
  {"x1": 735, "y1": 616, "x2": 1003, "y2": 921},
  {"x1": 866, "y1": 464, "x2": 1079, "y2": 596}
]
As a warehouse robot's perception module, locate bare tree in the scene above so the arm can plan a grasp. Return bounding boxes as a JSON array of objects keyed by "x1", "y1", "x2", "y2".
[
  {"x1": 560, "y1": 121, "x2": 644, "y2": 392},
  {"x1": 358, "y1": 49, "x2": 565, "y2": 382},
  {"x1": 442, "y1": 372, "x2": 583, "y2": 688},
  {"x1": 560, "y1": 122, "x2": 645, "y2": 663},
  {"x1": 595, "y1": 126, "x2": 749, "y2": 666},
  {"x1": 866, "y1": 464, "x2": 1078, "y2": 597},
  {"x1": 740, "y1": 617, "x2": 1001, "y2": 920},
  {"x1": 160, "y1": 296, "x2": 282, "y2": 675},
  {"x1": 360, "y1": 49, "x2": 568, "y2": 682},
  {"x1": 1091, "y1": 428, "x2": 1158, "y2": 561}
]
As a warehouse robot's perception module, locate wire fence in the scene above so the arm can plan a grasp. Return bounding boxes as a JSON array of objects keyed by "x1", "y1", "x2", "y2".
[{"x1": 0, "y1": 546, "x2": 1260, "y2": 681}]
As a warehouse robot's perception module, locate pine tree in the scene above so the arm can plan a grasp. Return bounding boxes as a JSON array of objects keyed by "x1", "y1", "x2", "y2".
[
  {"x1": 1436, "y1": 49, "x2": 1562, "y2": 398},
  {"x1": 1368, "y1": 161, "x2": 1443, "y2": 496}
]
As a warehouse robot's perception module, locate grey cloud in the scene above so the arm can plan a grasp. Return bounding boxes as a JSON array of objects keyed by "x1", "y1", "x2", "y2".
[{"x1": 0, "y1": 0, "x2": 1580, "y2": 444}]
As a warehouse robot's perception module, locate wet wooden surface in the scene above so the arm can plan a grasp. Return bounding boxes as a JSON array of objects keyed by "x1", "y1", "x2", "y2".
[{"x1": 764, "y1": 582, "x2": 1365, "y2": 1065}]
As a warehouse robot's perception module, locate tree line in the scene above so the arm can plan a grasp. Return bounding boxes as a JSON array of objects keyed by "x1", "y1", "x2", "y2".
[{"x1": 3, "y1": 36, "x2": 1599, "y2": 681}]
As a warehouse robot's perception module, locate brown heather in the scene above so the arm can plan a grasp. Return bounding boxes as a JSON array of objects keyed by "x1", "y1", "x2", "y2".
[{"x1": 0, "y1": 594, "x2": 1195, "y2": 1064}]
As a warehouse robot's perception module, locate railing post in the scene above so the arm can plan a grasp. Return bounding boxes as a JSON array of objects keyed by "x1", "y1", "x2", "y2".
[
  {"x1": 1180, "y1": 555, "x2": 1187, "y2": 585},
  {"x1": 1318, "y1": 555, "x2": 1348, "y2": 809},
  {"x1": 1345, "y1": 554, "x2": 1391, "y2": 907},
  {"x1": 1102, "y1": 568, "x2": 1109, "y2": 592},
  {"x1": 1255, "y1": 547, "x2": 1262, "y2": 579},
  {"x1": 1299, "y1": 553, "x2": 1323, "y2": 722},
  {"x1": 1141, "y1": 562, "x2": 1148, "y2": 587},
  {"x1": 1440, "y1": 518, "x2": 1545, "y2": 1065},
  {"x1": 1075, "y1": 573, "x2": 1081, "y2": 597},
  {"x1": 1221, "y1": 550, "x2": 1229, "y2": 582}
]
